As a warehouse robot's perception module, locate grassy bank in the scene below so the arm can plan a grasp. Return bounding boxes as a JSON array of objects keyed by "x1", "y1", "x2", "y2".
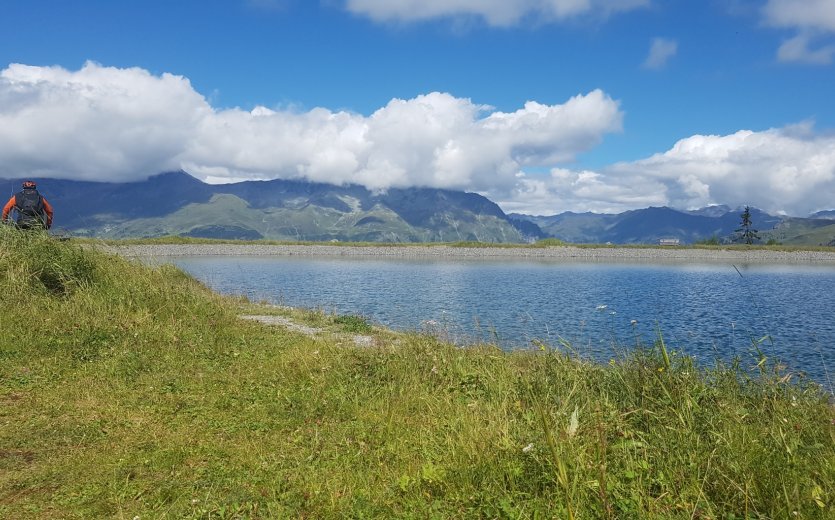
[{"x1": 1, "y1": 228, "x2": 833, "y2": 518}]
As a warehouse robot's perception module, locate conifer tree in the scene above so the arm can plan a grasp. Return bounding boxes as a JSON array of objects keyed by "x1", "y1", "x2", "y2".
[{"x1": 736, "y1": 206, "x2": 760, "y2": 244}]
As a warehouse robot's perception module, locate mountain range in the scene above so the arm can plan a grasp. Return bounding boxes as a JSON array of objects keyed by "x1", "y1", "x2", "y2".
[
  {"x1": 3, "y1": 171, "x2": 834, "y2": 246},
  {"x1": 509, "y1": 206, "x2": 835, "y2": 246},
  {"x1": 2, "y1": 171, "x2": 526, "y2": 243}
]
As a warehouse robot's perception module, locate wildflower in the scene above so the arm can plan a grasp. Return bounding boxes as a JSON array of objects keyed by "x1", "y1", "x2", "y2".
[
  {"x1": 522, "y1": 443, "x2": 534, "y2": 453},
  {"x1": 430, "y1": 365, "x2": 438, "y2": 374}
]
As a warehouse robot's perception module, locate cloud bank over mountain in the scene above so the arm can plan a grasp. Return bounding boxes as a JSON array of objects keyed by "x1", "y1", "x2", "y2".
[
  {"x1": 502, "y1": 123, "x2": 835, "y2": 216},
  {"x1": 0, "y1": 61, "x2": 621, "y2": 195},
  {"x1": 1, "y1": 62, "x2": 834, "y2": 217}
]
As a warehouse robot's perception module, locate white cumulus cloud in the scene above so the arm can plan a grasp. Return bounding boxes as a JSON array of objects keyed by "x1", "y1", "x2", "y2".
[
  {"x1": 497, "y1": 122, "x2": 835, "y2": 216},
  {"x1": 0, "y1": 62, "x2": 207, "y2": 181},
  {"x1": 186, "y1": 89, "x2": 622, "y2": 193},
  {"x1": 343, "y1": 0, "x2": 649, "y2": 26},
  {"x1": 0, "y1": 62, "x2": 622, "y2": 196}
]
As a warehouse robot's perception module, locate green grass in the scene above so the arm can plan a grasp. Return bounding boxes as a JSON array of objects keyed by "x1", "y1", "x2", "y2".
[
  {"x1": 694, "y1": 235, "x2": 722, "y2": 246},
  {"x1": 532, "y1": 238, "x2": 567, "y2": 247},
  {"x1": 332, "y1": 314, "x2": 374, "y2": 334},
  {"x1": 2, "y1": 227, "x2": 834, "y2": 518}
]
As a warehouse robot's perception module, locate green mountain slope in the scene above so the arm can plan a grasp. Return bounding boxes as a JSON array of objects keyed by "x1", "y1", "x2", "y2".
[
  {"x1": 100, "y1": 192, "x2": 525, "y2": 243},
  {"x1": 2, "y1": 172, "x2": 531, "y2": 243},
  {"x1": 765, "y1": 218, "x2": 835, "y2": 246}
]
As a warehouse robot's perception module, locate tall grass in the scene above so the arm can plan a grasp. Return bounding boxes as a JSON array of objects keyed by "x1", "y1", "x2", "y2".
[{"x1": 1, "y1": 227, "x2": 833, "y2": 518}]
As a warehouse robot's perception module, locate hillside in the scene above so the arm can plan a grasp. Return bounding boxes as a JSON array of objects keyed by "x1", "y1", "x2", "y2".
[
  {"x1": 2, "y1": 227, "x2": 833, "y2": 517},
  {"x1": 767, "y1": 217, "x2": 835, "y2": 246}
]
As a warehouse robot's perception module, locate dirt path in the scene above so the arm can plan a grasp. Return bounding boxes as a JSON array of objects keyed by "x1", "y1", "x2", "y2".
[{"x1": 239, "y1": 314, "x2": 375, "y2": 347}]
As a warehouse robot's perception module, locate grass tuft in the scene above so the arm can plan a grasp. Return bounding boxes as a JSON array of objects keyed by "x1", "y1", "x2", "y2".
[
  {"x1": 532, "y1": 237, "x2": 567, "y2": 247},
  {"x1": 333, "y1": 314, "x2": 374, "y2": 334}
]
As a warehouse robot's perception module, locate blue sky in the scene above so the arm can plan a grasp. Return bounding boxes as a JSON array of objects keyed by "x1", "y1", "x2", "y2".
[{"x1": 1, "y1": 0, "x2": 834, "y2": 215}]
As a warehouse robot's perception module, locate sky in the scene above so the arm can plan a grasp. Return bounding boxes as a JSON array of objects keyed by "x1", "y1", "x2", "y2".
[{"x1": 1, "y1": 0, "x2": 834, "y2": 216}]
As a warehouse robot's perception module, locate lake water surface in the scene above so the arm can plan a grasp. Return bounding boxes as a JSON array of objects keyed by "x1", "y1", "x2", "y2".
[{"x1": 162, "y1": 255, "x2": 835, "y2": 386}]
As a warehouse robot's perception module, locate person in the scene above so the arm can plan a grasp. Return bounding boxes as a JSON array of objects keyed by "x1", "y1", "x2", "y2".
[{"x1": 2, "y1": 180, "x2": 54, "y2": 230}]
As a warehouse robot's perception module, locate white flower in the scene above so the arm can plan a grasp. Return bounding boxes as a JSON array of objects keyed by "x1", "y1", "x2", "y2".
[{"x1": 522, "y1": 443, "x2": 534, "y2": 453}]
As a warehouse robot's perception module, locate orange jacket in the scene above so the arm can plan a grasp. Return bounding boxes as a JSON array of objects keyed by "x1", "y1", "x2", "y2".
[{"x1": 3, "y1": 193, "x2": 54, "y2": 228}]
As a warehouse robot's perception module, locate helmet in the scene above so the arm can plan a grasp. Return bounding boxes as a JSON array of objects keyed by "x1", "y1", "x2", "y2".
[{"x1": 22, "y1": 180, "x2": 36, "y2": 189}]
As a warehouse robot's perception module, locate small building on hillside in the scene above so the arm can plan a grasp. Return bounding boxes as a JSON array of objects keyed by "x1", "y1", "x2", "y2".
[{"x1": 659, "y1": 238, "x2": 680, "y2": 246}]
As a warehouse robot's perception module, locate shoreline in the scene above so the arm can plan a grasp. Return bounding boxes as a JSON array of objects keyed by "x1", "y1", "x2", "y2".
[{"x1": 103, "y1": 243, "x2": 835, "y2": 264}]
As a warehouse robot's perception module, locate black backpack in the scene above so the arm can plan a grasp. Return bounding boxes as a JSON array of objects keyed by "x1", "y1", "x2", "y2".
[{"x1": 15, "y1": 189, "x2": 45, "y2": 227}]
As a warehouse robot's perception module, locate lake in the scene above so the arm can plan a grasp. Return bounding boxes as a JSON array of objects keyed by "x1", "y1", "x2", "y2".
[{"x1": 159, "y1": 255, "x2": 835, "y2": 387}]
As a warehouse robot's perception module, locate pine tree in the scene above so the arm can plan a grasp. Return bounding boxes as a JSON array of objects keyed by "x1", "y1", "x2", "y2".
[{"x1": 735, "y1": 206, "x2": 760, "y2": 244}]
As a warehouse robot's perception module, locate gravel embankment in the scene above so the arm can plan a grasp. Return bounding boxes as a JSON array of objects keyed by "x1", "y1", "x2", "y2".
[{"x1": 102, "y1": 244, "x2": 835, "y2": 264}]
